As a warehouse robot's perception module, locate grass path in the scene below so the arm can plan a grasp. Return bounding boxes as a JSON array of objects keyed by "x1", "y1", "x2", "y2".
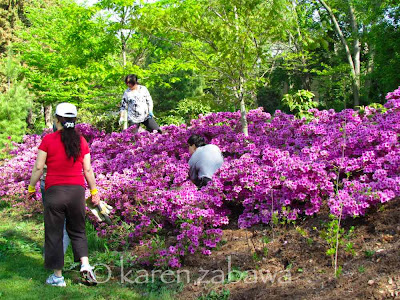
[{"x1": 0, "y1": 204, "x2": 174, "y2": 300}]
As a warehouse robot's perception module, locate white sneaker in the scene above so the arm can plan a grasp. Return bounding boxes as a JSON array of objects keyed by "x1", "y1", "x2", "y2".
[
  {"x1": 45, "y1": 274, "x2": 66, "y2": 287},
  {"x1": 80, "y1": 264, "x2": 97, "y2": 286}
]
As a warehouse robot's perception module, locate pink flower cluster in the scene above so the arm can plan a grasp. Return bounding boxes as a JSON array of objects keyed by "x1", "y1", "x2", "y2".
[{"x1": 1, "y1": 86, "x2": 400, "y2": 267}]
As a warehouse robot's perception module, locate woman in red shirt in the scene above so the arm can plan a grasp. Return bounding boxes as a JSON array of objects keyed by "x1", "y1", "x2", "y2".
[{"x1": 27, "y1": 103, "x2": 99, "y2": 287}]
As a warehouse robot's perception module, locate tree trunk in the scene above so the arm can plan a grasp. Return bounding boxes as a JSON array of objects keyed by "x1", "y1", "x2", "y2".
[
  {"x1": 292, "y1": 0, "x2": 312, "y2": 91},
  {"x1": 283, "y1": 81, "x2": 289, "y2": 95},
  {"x1": 44, "y1": 104, "x2": 52, "y2": 128},
  {"x1": 364, "y1": 42, "x2": 375, "y2": 99},
  {"x1": 250, "y1": 90, "x2": 258, "y2": 107},
  {"x1": 348, "y1": 2, "x2": 360, "y2": 107},
  {"x1": 26, "y1": 108, "x2": 33, "y2": 129},
  {"x1": 311, "y1": 78, "x2": 320, "y2": 103},
  {"x1": 318, "y1": 0, "x2": 360, "y2": 107},
  {"x1": 122, "y1": 40, "x2": 128, "y2": 130},
  {"x1": 122, "y1": 39, "x2": 127, "y2": 67},
  {"x1": 234, "y1": 5, "x2": 248, "y2": 136},
  {"x1": 120, "y1": 6, "x2": 128, "y2": 68},
  {"x1": 233, "y1": 78, "x2": 248, "y2": 137},
  {"x1": 239, "y1": 97, "x2": 248, "y2": 137},
  {"x1": 121, "y1": 20, "x2": 128, "y2": 130}
]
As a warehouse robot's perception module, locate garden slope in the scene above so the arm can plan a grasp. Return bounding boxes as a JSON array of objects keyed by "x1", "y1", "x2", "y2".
[{"x1": 177, "y1": 198, "x2": 400, "y2": 300}]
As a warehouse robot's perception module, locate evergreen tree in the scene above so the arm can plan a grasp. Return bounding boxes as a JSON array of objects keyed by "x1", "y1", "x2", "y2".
[{"x1": 0, "y1": 48, "x2": 31, "y2": 156}]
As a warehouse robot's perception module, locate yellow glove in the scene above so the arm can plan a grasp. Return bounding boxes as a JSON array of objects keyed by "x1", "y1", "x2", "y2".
[{"x1": 86, "y1": 198, "x2": 113, "y2": 224}]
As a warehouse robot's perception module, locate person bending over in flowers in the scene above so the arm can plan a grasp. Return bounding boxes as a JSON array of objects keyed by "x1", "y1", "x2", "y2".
[
  {"x1": 188, "y1": 134, "x2": 223, "y2": 189},
  {"x1": 119, "y1": 74, "x2": 162, "y2": 134}
]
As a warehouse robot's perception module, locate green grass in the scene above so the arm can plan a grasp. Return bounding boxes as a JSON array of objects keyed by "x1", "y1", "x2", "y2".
[{"x1": 0, "y1": 205, "x2": 176, "y2": 300}]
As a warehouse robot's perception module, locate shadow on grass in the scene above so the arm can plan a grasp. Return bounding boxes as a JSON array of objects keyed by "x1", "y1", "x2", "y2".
[
  {"x1": 0, "y1": 229, "x2": 44, "y2": 279},
  {"x1": 0, "y1": 229, "x2": 145, "y2": 300}
]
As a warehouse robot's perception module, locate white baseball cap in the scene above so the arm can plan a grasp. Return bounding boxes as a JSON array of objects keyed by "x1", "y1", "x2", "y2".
[{"x1": 55, "y1": 103, "x2": 77, "y2": 118}]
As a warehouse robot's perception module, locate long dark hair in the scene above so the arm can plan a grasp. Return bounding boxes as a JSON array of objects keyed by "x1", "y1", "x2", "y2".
[{"x1": 56, "y1": 115, "x2": 81, "y2": 162}]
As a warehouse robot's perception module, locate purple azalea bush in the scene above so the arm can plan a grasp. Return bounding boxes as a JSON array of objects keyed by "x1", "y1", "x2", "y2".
[{"x1": 1, "y1": 87, "x2": 399, "y2": 268}]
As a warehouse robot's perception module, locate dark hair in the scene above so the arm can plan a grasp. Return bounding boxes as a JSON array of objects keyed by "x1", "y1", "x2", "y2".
[
  {"x1": 187, "y1": 134, "x2": 207, "y2": 148},
  {"x1": 56, "y1": 115, "x2": 81, "y2": 162},
  {"x1": 125, "y1": 74, "x2": 138, "y2": 85}
]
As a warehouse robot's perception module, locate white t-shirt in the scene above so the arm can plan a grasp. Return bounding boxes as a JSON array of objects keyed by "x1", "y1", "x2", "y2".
[
  {"x1": 188, "y1": 144, "x2": 224, "y2": 182},
  {"x1": 120, "y1": 85, "x2": 154, "y2": 123}
]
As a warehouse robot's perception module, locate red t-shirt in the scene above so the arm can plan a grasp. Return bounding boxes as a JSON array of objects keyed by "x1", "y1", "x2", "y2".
[{"x1": 38, "y1": 131, "x2": 90, "y2": 190}]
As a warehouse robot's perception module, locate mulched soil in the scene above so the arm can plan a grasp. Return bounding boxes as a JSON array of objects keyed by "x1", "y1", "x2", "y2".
[{"x1": 176, "y1": 198, "x2": 400, "y2": 300}]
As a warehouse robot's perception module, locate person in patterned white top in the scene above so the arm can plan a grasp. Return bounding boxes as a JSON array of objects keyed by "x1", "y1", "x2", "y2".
[{"x1": 119, "y1": 74, "x2": 162, "y2": 133}]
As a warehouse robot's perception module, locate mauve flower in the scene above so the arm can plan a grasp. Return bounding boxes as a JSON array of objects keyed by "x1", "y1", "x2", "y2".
[{"x1": 2, "y1": 88, "x2": 400, "y2": 268}]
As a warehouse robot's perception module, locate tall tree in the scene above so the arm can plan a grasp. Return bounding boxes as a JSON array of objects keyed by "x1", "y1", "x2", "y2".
[
  {"x1": 138, "y1": 0, "x2": 291, "y2": 136},
  {"x1": 96, "y1": 0, "x2": 139, "y2": 67},
  {"x1": 363, "y1": 0, "x2": 400, "y2": 100},
  {"x1": 317, "y1": 0, "x2": 361, "y2": 107},
  {"x1": 0, "y1": 48, "x2": 31, "y2": 152},
  {"x1": 0, "y1": 0, "x2": 29, "y2": 55},
  {"x1": 16, "y1": 0, "x2": 118, "y2": 127}
]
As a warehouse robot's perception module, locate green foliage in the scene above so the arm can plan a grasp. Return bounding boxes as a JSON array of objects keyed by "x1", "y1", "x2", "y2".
[
  {"x1": 362, "y1": 1, "x2": 400, "y2": 102},
  {"x1": 198, "y1": 289, "x2": 230, "y2": 300},
  {"x1": 159, "y1": 94, "x2": 216, "y2": 126},
  {"x1": 252, "y1": 234, "x2": 271, "y2": 261},
  {"x1": 79, "y1": 109, "x2": 120, "y2": 133},
  {"x1": 16, "y1": 0, "x2": 120, "y2": 109},
  {"x1": 314, "y1": 63, "x2": 353, "y2": 111},
  {"x1": 335, "y1": 265, "x2": 343, "y2": 278},
  {"x1": 85, "y1": 221, "x2": 109, "y2": 252},
  {"x1": 0, "y1": 49, "x2": 32, "y2": 157},
  {"x1": 318, "y1": 215, "x2": 355, "y2": 268},
  {"x1": 252, "y1": 252, "x2": 261, "y2": 262},
  {"x1": 282, "y1": 89, "x2": 317, "y2": 119},
  {"x1": 261, "y1": 235, "x2": 271, "y2": 245},
  {"x1": 225, "y1": 267, "x2": 248, "y2": 283},
  {"x1": 295, "y1": 226, "x2": 314, "y2": 245},
  {"x1": 0, "y1": 0, "x2": 28, "y2": 55},
  {"x1": 356, "y1": 103, "x2": 387, "y2": 116},
  {"x1": 138, "y1": 0, "x2": 292, "y2": 111},
  {"x1": 147, "y1": 67, "x2": 205, "y2": 113},
  {"x1": 364, "y1": 249, "x2": 375, "y2": 258},
  {"x1": 133, "y1": 276, "x2": 182, "y2": 300},
  {"x1": 271, "y1": 206, "x2": 297, "y2": 227},
  {"x1": 158, "y1": 115, "x2": 185, "y2": 126},
  {"x1": 7, "y1": 0, "x2": 400, "y2": 134}
]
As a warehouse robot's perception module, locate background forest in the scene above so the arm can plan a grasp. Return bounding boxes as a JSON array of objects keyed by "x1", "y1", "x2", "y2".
[{"x1": 0, "y1": 0, "x2": 399, "y2": 150}]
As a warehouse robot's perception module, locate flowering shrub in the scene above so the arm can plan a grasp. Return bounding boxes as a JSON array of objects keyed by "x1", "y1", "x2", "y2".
[{"x1": 1, "y1": 87, "x2": 399, "y2": 267}]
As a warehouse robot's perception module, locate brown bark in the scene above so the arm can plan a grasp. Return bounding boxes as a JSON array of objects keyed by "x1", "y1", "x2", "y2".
[
  {"x1": 233, "y1": 79, "x2": 248, "y2": 137},
  {"x1": 44, "y1": 104, "x2": 52, "y2": 128},
  {"x1": 348, "y1": 2, "x2": 360, "y2": 107},
  {"x1": 234, "y1": 5, "x2": 248, "y2": 137},
  {"x1": 26, "y1": 107, "x2": 33, "y2": 129},
  {"x1": 292, "y1": 1, "x2": 312, "y2": 91},
  {"x1": 239, "y1": 97, "x2": 248, "y2": 137},
  {"x1": 364, "y1": 43, "x2": 374, "y2": 99},
  {"x1": 318, "y1": 0, "x2": 360, "y2": 107}
]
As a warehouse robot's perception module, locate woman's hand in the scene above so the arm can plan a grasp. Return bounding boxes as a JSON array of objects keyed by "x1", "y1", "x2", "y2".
[
  {"x1": 26, "y1": 185, "x2": 37, "y2": 201},
  {"x1": 26, "y1": 191, "x2": 36, "y2": 201},
  {"x1": 91, "y1": 193, "x2": 100, "y2": 206}
]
